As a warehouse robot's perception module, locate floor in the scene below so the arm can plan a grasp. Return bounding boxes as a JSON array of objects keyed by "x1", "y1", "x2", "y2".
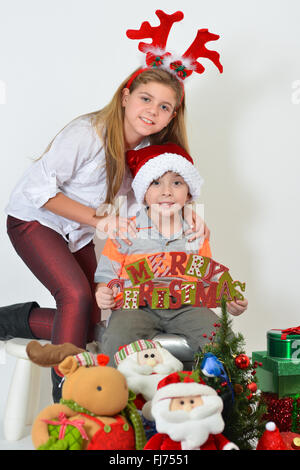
[{"x1": 0, "y1": 432, "x2": 34, "y2": 450}]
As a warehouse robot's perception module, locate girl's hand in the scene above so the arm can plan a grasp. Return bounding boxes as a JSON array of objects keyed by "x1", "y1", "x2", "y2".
[
  {"x1": 96, "y1": 215, "x2": 137, "y2": 248},
  {"x1": 227, "y1": 299, "x2": 248, "y2": 316},
  {"x1": 183, "y1": 206, "x2": 210, "y2": 244},
  {"x1": 95, "y1": 284, "x2": 118, "y2": 309}
]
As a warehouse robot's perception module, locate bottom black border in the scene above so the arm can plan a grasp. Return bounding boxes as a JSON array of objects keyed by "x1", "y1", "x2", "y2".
[{"x1": 0, "y1": 449, "x2": 297, "y2": 464}]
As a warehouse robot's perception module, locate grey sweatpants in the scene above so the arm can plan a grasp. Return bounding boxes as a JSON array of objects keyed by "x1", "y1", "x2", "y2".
[{"x1": 101, "y1": 304, "x2": 220, "y2": 366}]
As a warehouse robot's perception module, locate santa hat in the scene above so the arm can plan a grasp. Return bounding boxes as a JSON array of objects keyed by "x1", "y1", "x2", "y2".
[
  {"x1": 73, "y1": 352, "x2": 109, "y2": 368},
  {"x1": 72, "y1": 351, "x2": 98, "y2": 367},
  {"x1": 256, "y1": 422, "x2": 287, "y2": 451},
  {"x1": 56, "y1": 352, "x2": 109, "y2": 379},
  {"x1": 152, "y1": 370, "x2": 217, "y2": 405},
  {"x1": 114, "y1": 339, "x2": 162, "y2": 366},
  {"x1": 126, "y1": 143, "x2": 203, "y2": 205}
]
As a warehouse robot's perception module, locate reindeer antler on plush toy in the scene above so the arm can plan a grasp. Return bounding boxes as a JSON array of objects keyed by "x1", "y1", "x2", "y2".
[{"x1": 26, "y1": 341, "x2": 146, "y2": 450}]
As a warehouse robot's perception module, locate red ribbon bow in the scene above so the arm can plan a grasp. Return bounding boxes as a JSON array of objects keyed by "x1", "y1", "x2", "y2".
[
  {"x1": 280, "y1": 326, "x2": 300, "y2": 340},
  {"x1": 42, "y1": 412, "x2": 88, "y2": 441}
]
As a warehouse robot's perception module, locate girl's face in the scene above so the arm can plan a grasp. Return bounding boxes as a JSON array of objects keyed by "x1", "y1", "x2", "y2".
[{"x1": 122, "y1": 81, "x2": 177, "y2": 148}]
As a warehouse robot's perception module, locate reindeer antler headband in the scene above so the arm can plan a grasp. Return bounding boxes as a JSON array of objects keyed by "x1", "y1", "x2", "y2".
[{"x1": 125, "y1": 10, "x2": 223, "y2": 96}]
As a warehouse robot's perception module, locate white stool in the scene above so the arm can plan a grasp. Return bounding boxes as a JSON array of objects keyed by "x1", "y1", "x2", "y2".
[{"x1": 4, "y1": 338, "x2": 52, "y2": 441}]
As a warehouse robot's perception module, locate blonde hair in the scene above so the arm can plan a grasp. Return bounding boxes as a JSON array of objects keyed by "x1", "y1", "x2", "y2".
[
  {"x1": 93, "y1": 68, "x2": 189, "y2": 205},
  {"x1": 39, "y1": 68, "x2": 189, "y2": 206}
]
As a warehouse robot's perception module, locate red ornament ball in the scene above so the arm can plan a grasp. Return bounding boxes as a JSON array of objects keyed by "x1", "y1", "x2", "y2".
[
  {"x1": 247, "y1": 382, "x2": 258, "y2": 393},
  {"x1": 235, "y1": 354, "x2": 250, "y2": 369}
]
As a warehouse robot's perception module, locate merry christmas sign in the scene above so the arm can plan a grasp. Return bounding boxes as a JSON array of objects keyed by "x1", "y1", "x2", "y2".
[{"x1": 107, "y1": 252, "x2": 245, "y2": 310}]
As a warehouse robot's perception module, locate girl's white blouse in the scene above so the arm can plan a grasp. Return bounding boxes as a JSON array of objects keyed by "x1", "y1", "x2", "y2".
[{"x1": 5, "y1": 115, "x2": 143, "y2": 253}]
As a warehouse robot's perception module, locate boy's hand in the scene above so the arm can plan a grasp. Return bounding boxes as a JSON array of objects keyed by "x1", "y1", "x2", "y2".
[
  {"x1": 95, "y1": 284, "x2": 118, "y2": 309},
  {"x1": 227, "y1": 299, "x2": 248, "y2": 316}
]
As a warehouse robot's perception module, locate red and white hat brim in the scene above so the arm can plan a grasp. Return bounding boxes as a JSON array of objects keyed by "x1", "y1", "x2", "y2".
[
  {"x1": 132, "y1": 153, "x2": 203, "y2": 205},
  {"x1": 152, "y1": 381, "x2": 217, "y2": 405}
]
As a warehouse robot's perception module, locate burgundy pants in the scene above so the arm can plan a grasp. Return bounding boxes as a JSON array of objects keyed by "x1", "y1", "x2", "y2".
[{"x1": 7, "y1": 215, "x2": 101, "y2": 349}]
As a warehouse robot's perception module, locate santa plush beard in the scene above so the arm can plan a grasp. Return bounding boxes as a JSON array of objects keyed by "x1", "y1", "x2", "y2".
[
  {"x1": 117, "y1": 349, "x2": 183, "y2": 401},
  {"x1": 152, "y1": 395, "x2": 225, "y2": 450}
]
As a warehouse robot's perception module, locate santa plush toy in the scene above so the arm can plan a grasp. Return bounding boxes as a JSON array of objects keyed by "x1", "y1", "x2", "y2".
[
  {"x1": 114, "y1": 339, "x2": 183, "y2": 410},
  {"x1": 144, "y1": 370, "x2": 239, "y2": 450}
]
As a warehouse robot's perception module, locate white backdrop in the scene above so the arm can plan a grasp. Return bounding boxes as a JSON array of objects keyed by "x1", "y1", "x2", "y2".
[{"x1": 0, "y1": 0, "x2": 300, "y2": 429}]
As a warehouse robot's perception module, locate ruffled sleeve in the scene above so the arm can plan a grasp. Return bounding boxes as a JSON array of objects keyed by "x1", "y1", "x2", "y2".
[{"x1": 22, "y1": 117, "x2": 100, "y2": 208}]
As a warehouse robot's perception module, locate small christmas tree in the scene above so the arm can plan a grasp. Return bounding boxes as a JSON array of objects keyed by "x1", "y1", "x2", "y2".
[{"x1": 194, "y1": 297, "x2": 267, "y2": 450}]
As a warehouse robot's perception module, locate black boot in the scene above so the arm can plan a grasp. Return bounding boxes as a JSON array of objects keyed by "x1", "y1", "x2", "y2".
[
  {"x1": 51, "y1": 367, "x2": 64, "y2": 403},
  {"x1": 0, "y1": 301, "x2": 39, "y2": 340}
]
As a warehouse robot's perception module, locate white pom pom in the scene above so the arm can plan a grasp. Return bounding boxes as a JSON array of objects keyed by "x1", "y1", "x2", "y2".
[{"x1": 266, "y1": 421, "x2": 276, "y2": 431}]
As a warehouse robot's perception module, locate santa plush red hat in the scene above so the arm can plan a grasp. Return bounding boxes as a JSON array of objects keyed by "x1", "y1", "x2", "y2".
[
  {"x1": 152, "y1": 370, "x2": 218, "y2": 405},
  {"x1": 126, "y1": 143, "x2": 203, "y2": 205}
]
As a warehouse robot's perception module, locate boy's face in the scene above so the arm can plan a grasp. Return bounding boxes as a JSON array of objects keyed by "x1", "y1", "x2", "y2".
[{"x1": 145, "y1": 171, "x2": 191, "y2": 217}]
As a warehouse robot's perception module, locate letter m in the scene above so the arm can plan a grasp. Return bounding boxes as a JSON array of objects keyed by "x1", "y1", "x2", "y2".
[{"x1": 125, "y1": 258, "x2": 154, "y2": 286}]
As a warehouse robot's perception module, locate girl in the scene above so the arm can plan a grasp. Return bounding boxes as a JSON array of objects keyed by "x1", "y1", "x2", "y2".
[{"x1": 2, "y1": 68, "x2": 207, "y2": 399}]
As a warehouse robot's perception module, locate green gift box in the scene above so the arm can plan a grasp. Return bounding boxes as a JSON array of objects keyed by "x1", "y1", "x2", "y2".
[
  {"x1": 267, "y1": 329, "x2": 300, "y2": 359},
  {"x1": 252, "y1": 350, "x2": 300, "y2": 398},
  {"x1": 253, "y1": 328, "x2": 300, "y2": 397}
]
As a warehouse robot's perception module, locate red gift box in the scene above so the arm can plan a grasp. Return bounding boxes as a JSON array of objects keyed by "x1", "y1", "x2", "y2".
[{"x1": 262, "y1": 392, "x2": 300, "y2": 433}]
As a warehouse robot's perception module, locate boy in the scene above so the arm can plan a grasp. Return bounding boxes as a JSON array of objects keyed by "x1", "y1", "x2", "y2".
[{"x1": 94, "y1": 143, "x2": 248, "y2": 364}]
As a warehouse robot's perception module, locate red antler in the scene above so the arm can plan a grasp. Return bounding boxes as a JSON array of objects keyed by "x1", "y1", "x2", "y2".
[
  {"x1": 126, "y1": 9, "x2": 184, "y2": 53},
  {"x1": 182, "y1": 29, "x2": 223, "y2": 74}
]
